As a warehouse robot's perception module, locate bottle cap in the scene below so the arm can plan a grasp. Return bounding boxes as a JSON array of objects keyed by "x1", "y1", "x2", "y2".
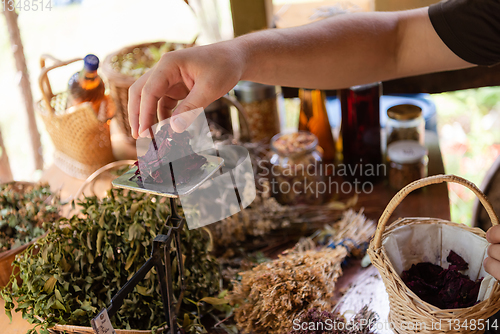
[
  {"x1": 83, "y1": 54, "x2": 100, "y2": 71},
  {"x1": 387, "y1": 140, "x2": 427, "y2": 164},
  {"x1": 388, "y1": 104, "x2": 422, "y2": 121}
]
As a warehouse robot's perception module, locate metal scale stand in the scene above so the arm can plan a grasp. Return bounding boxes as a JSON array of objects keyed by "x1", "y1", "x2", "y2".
[{"x1": 92, "y1": 148, "x2": 224, "y2": 334}]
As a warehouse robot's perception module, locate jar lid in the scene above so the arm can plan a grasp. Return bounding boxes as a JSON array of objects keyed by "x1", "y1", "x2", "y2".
[
  {"x1": 234, "y1": 81, "x2": 276, "y2": 103},
  {"x1": 387, "y1": 140, "x2": 428, "y2": 164},
  {"x1": 387, "y1": 104, "x2": 422, "y2": 121},
  {"x1": 350, "y1": 82, "x2": 381, "y2": 92},
  {"x1": 271, "y1": 131, "x2": 318, "y2": 156}
]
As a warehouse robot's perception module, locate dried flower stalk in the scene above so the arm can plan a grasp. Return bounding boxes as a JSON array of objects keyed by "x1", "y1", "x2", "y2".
[{"x1": 230, "y1": 210, "x2": 376, "y2": 334}]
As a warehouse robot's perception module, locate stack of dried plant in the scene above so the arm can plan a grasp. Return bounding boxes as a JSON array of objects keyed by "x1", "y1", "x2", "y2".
[
  {"x1": 208, "y1": 179, "x2": 358, "y2": 250},
  {"x1": 229, "y1": 210, "x2": 376, "y2": 334}
]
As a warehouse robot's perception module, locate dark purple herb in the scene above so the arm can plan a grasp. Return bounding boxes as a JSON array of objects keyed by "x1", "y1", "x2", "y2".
[
  {"x1": 134, "y1": 125, "x2": 207, "y2": 185},
  {"x1": 401, "y1": 250, "x2": 482, "y2": 309},
  {"x1": 447, "y1": 250, "x2": 469, "y2": 271}
]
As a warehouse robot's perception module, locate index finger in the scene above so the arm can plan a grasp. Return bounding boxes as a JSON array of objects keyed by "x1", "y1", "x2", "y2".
[
  {"x1": 128, "y1": 68, "x2": 153, "y2": 139},
  {"x1": 139, "y1": 63, "x2": 182, "y2": 135}
]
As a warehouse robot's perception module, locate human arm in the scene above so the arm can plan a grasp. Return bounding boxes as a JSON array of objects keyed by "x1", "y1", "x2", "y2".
[{"x1": 128, "y1": 7, "x2": 473, "y2": 138}]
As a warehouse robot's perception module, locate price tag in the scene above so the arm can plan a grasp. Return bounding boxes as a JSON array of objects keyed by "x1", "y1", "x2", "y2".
[{"x1": 91, "y1": 309, "x2": 116, "y2": 334}]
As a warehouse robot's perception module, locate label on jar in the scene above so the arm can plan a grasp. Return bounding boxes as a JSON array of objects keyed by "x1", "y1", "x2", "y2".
[{"x1": 387, "y1": 140, "x2": 428, "y2": 164}]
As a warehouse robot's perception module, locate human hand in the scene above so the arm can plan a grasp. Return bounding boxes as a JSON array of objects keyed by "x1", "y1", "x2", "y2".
[
  {"x1": 128, "y1": 41, "x2": 246, "y2": 138},
  {"x1": 484, "y1": 225, "x2": 500, "y2": 279}
]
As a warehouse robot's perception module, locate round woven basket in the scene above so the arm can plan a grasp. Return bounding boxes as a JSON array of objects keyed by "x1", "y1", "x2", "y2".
[
  {"x1": 101, "y1": 41, "x2": 194, "y2": 141},
  {"x1": 368, "y1": 174, "x2": 500, "y2": 334},
  {"x1": 0, "y1": 181, "x2": 57, "y2": 287},
  {"x1": 36, "y1": 55, "x2": 115, "y2": 180},
  {"x1": 48, "y1": 324, "x2": 166, "y2": 334}
]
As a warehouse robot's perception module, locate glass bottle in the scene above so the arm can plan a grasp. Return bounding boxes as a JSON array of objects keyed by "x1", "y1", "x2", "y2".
[
  {"x1": 298, "y1": 89, "x2": 336, "y2": 164},
  {"x1": 67, "y1": 54, "x2": 105, "y2": 114},
  {"x1": 339, "y1": 82, "x2": 382, "y2": 182}
]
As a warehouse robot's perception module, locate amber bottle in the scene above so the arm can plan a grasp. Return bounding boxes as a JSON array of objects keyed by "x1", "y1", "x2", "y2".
[
  {"x1": 68, "y1": 54, "x2": 105, "y2": 114},
  {"x1": 298, "y1": 88, "x2": 336, "y2": 164}
]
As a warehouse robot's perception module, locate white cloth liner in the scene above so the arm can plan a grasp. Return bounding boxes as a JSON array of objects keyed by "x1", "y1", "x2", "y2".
[{"x1": 382, "y1": 221, "x2": 496, "y2": 302}]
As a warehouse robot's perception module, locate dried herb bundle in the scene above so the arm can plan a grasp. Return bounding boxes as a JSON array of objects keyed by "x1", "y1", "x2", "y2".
[
  {"x1": 1, "y1": 189, "x2": 220, "y2": 333},
  {"x1": 288, "y1": 306, "x2": 377, "y2": 334},
  {"x1": 230, "y1": 210, "x2": 375, "y2": 334},
  {"x1": 0, "y1": 182, "x2": 59, "y2": 251},
  {"x1": 208, "y1": 182, "x2": 358, "y2": 250}
]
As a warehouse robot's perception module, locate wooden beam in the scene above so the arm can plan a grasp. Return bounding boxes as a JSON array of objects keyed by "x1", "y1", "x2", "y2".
[
  {"x1": 375, "y1": 0, "x2": 439, "y2": 11},
  {"x1": 0, "y1": 128, "x2": 13, "y2": 183},
  {"x1": 3, "y1": 8, "x2": 44, "y2": 171},
  {"x1": 382, "y1": 64, "x2": 500, "y2": 94},
  {"x1": 230, "y1": 0, "x2": 273, "y2": 37},
  {"x1": 282, "y1": 64, "x2": 500, "y2": 97}
]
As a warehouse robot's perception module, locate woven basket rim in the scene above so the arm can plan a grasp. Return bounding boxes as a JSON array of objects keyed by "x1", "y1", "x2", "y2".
[
  {"x1": 369, "y1": 217, "x2": 500, "y2": 317},
  {"x1": 50, "y1": 323, "x2": 167, "y2": 334},
  {"x1": 101, "y1": 41, "x2": 191, "y2": 85}
]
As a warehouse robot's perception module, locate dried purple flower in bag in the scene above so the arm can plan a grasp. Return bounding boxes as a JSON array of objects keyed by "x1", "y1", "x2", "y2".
[
  {"x1": 134, "y1": 124, "x2": 207, "y2": 185},
  {"x1": 401, "y1": 250, "x2": 482, "y2": 309}
]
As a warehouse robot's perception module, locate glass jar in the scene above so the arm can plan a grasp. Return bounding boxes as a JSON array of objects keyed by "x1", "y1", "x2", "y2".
[
  {"x1": 387, "y1": 140, "x2": 428, "y2": 190},
  {"x1": 386, "y1": 104, "x2": 425, "y2": 148},
  {"x1": 234, "y1": 81, "x2": 280, "y2": 142},
  {"x1": 269, "y1": 131, "x2": 324, "y2": 205}
]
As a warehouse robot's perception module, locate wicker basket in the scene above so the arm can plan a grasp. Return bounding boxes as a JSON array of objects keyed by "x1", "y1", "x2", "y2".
[
  {"x1": 48, "y1": 323, "x2": 166, "y2": 334},
  {"x1": 0, "y1": 238, "x2": 33, "y2": 287},
  {"x1": 101, "y1": 41, "x2": 194, "y2": 141},
  {"x1": 0, "y1": 181, "x2": 56, "y2": 287},
  {"x1": 368, "y1": 174, "x2": 500, "y2": 334},
  {"x1": 37, "y1": 55, "x2": 115, "y2": 180}
]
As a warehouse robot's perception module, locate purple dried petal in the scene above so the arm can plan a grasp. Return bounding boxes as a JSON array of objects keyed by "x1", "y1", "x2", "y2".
[
  {"x1": 447, "y1": 250, "x2": 468, "y2": 271},
  {"x1": 402, "y1": 250, "x2": 481, "y2": 310}
]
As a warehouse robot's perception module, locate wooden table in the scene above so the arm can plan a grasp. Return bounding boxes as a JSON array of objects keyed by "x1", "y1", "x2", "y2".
[{"x1": 2, "y1": 130, "x2": 450, "y2": 333}]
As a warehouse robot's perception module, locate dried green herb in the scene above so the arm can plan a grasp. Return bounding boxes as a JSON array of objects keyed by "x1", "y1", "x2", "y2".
[
  {"x1": 1, "y1": 188, "x2": 220, "y2": 333},
  {"x1": 0, "y1": 182, "x2": 59, "y2": 251}
]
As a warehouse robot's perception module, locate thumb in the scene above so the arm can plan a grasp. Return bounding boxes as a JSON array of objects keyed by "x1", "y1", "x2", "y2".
[{"x1": 170, "y1": 85, "x2": 210, "y2": 133}]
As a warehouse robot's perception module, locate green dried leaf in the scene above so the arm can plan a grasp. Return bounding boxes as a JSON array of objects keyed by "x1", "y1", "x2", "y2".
[
  {"x1": 43, "y1": 277, "x2": 57, "y2": 294},
  {"x1": 200, "y1": 297, "x2": 230, "y2": 306}
]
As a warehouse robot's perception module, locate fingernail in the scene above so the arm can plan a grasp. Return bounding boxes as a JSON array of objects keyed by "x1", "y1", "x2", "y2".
[{"x1": 173, "y1": 117, "x2": 187, "y2": 131}]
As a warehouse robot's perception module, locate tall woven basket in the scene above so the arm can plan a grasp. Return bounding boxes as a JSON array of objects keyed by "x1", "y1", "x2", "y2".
[
  {"x1": 37, "y1": 55, "x2": 115, "y2": 180},
  {"x1": 101, "y1": 41, "x2": 194, "y2": 141},
  {"x1": 368, "y1": 174, "x2": 500, "y2": 334}
]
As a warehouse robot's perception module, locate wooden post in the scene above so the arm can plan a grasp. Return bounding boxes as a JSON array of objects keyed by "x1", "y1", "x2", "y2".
[
  {"x1": 230, "y1": 0, "x2": 273, "y2": 37},
  {"x1": 3, "y1": 8, "x2": 44, "y2": 171},
  {"x1": 0, "y1": 128, "x2": 13, "y2": 183}
]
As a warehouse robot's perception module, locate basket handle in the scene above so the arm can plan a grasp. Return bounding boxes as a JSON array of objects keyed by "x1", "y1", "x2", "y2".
[
  {"x1": 39, "y1": 54, "x2": 82, "y2": 115},
  {"x1": 373, "y1": 174, "x2": 499, "y2": 249}
]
